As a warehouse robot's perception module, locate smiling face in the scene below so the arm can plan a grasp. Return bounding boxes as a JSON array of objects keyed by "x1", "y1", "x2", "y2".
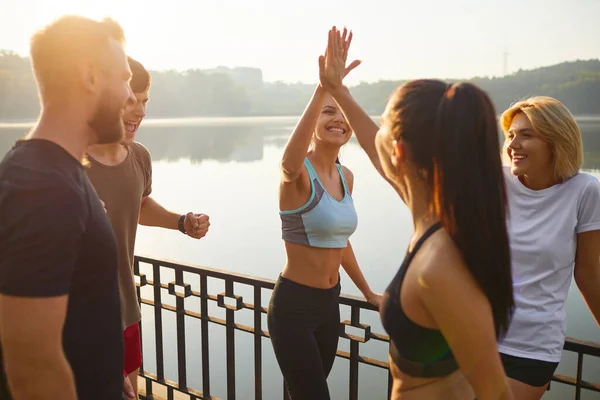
[
  {"x1": 313, "y1": 95, "x2": 353, "y2": 148},
  {"x1": 506, "y1": 112, "x2": 554, "y2": 180},
  {"x1": 121, "y1": 87, "x2": 149, "y2": 145}
]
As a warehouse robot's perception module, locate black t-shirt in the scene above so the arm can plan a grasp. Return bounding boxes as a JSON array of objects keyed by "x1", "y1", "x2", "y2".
[{"x1": 0, "y1": 139, "x2": 123, "y2": 399}]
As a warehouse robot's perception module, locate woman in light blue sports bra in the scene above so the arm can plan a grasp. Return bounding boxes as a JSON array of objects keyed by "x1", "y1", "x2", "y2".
[{"x1": 267, "y1": 27, "x2": 381, "y2": 400}]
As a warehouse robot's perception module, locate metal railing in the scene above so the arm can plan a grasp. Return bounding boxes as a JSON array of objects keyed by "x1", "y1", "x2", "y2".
[{"x1": 133, "y1": 256, "x2": 600, "y2": 400}]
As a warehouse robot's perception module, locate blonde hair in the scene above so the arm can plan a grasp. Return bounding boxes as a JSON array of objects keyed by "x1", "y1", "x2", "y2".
[
  {"x1": 500, "y1": 96, "x2": 583, "y2": 181},
  {"x1": 30, "y1": 15, "x2": 125, "y2": 101}
]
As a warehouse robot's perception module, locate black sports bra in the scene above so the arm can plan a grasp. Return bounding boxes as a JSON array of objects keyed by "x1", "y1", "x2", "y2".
[{"x1": 380, "y1": 223, "x2": 459, "y2": 378}]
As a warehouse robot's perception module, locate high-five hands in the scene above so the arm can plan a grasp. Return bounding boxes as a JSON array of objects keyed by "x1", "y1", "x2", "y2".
[{"x1": 319, "y1": 26, "x2": 361, "y2": 93}]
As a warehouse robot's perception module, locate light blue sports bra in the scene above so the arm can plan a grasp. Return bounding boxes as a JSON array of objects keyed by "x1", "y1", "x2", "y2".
[{"x1": 280, "y1": 158, "x2": 358, "y2": 248}]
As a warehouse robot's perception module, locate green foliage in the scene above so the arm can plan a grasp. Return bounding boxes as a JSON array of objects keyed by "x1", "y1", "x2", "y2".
[{"x1": 0, "y1": 51, "x2": 598, "y2": 119}]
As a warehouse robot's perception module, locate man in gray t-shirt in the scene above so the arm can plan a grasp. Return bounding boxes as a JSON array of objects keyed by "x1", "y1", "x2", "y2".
[{"x1": 86, "y1": 56, "x2": 211, "y2": 399}]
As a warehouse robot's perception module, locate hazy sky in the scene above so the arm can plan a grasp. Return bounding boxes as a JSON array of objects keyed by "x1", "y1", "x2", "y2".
[{"x1": 1, "y1": 0, "x2": 598, "y2": 85}]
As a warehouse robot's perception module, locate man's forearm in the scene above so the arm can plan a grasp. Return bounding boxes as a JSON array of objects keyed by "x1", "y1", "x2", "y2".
[
  {"x1": 139, "y1": 197, "x2": 180, "y2": 229},
  {"x1": 7, "y1": 353, "x2": 77, "y2": 400}
]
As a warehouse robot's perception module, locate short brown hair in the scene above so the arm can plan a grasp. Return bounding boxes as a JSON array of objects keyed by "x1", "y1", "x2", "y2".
[
  {"x1": 500, "y1": 96, "x2": 583, "y2": 181},
  {"x1": 30, "y1": 15, "x2": 125, "y2": 101},
  {"x1": 127, "y1": 56, "x2": 151, "y2": 93}
]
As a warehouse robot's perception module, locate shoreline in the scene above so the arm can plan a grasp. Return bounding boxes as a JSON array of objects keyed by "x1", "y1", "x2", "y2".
[{"x1": 2, "y1": 114, "x2": 600, "y2": 129}]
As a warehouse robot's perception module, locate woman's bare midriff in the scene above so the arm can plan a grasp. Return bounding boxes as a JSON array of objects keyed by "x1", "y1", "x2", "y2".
[
  {"x1": 281, "y1": 242, "x2": 343, "y2": 288},
  {"x1": 389, "y1": 358, "x2": 474, "y2": 400}
]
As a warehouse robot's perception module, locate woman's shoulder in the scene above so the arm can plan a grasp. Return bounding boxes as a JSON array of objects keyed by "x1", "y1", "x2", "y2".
[
  {"x1": 340, "y1": 164, "x2": 354, "y2": 179},
  {"x1": 561, "y1": 172, "x2": 600, "y2": 202},
  {"x1": 414, "y1": 229, "x2": 483, "y2": 305},
  {"x1": 570, "y1": 171, "x2": 600, "y2": 187},
  {"x1": 416, "y1": 229, "x2": 463, "y2": 280},
  {"x1": 340, "y1": 164, "x2": 354, "y2": 191}
]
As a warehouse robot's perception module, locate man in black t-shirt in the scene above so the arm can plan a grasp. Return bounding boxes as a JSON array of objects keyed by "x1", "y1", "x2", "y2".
[{"x1": 0, "y1": 15, "x2": 135, "y2": 400}]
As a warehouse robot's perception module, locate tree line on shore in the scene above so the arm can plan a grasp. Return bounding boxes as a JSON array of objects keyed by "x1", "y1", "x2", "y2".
[{"x1": 0, "y1": 50, "x2": 598, "y2": 120}]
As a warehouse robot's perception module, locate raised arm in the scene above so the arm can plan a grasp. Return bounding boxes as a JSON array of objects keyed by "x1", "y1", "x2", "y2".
[
  {"x1": 333, "y1": 88, "x2": 388, "y2": 181},
  {"x1": 280, "y1": 85, "x2": 328, "y2": 182},
  {"x1": 319, "y1": 28, "x2": 388, "y2": 182},
  {"x1": 281, "y1": 27, "x2": 361, "y2": 183}
]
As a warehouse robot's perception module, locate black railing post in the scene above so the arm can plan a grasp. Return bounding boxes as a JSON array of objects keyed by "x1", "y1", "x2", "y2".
[
  {"x1": 200, "y1": 274, "x2": 211, "y2": 397},
  {"x1": 153, "y1": 263, "x2": 165, "y2": 382},
  {"x1": 145, "y1": 379, "x2": 153, "y2": 400},
  {"x1": 134, "y1": 259, "x2": 145, "y2": 375},
  {"x1": 174, "y1": 270, "x2": 188, "y2": 391},
  {"x1": 348, "y1": 306, "x2": 360, "y2": 400},
  {"x1": 254, "y1": 285, "x2": 263, "y2": 400},
  {"x1": 134, "y1": 259, "x2": 152, "y2": 399},
  {"x1": 575, "y1": 352, "x2": 583, "y2": 400},
  {"x1": 225, "y1": 279, "x2": 236, "y2": 400}
]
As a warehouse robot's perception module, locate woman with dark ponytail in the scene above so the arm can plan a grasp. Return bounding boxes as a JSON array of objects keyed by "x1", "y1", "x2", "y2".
[{"x1": 319, "y1": 28, "x2": 514, "y2": 399}]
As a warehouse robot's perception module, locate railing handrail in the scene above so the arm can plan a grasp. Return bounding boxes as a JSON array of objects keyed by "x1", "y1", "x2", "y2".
[
  {"x1": 134, "y1": 254, "x2": 597, "y2": 348},
  {"x1": 562, "y1": 336, "x2": 600, "y2": 357},
  {"x1": 133, "y1": 255, "x2": 600, "y2": 400},
  {"x1": 135, "y1": 254, "x2": 278, "y2": 288}
]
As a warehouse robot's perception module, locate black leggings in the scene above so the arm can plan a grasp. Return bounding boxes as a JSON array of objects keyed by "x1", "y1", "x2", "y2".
[{"x1": 267, "y1": 275, "x2": 341, "y2": 400}]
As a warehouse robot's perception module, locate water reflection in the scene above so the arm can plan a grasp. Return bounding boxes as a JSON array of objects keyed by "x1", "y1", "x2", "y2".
[
  {"x1": 138, "y1": 125, "x2": 267, "y2": 164},
  {"x1": 581, "y1": 121, "x2": 600, "y2": 171},
  {"x1": 1, "y1": 118, "x2": 600, "y2": 171},
  {"x1": 1, "y1": 118, "x2": 598, "y2": 399}
]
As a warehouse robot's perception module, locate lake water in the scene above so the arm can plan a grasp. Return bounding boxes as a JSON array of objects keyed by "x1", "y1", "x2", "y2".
[{"x1": 1, "y1": 117, "x2": 599, "y2": 399}]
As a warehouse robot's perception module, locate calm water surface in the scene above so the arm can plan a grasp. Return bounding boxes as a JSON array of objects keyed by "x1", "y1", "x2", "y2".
[{"x1": 1, "y1": 117, "x2": 599, "y2": 399}]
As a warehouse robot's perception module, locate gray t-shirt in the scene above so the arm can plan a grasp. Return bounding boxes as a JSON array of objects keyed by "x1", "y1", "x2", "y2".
[{"x1": 86, "y1": 141, "x2": 152, "y2": 329}]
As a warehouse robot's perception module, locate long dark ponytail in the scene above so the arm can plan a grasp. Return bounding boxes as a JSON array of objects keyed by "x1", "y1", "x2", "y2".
[{"x1": 388, "y1": 79, "x2": 514, "y2": 338}]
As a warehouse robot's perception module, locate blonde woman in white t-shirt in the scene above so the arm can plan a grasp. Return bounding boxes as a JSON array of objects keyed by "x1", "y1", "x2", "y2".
[{"x1": 499, "y1": 96, "x2": 600, "y2": 400}]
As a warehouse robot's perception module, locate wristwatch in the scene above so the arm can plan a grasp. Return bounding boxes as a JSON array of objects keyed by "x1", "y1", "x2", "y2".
[{"x1": 178, "y1": 214, "x2": 186, "y2": 234}]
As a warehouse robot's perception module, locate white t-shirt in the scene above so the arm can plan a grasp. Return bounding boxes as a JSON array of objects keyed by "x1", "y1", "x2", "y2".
[{"x1": 498, "y1": 167, "x2": 600, "y2": 363}]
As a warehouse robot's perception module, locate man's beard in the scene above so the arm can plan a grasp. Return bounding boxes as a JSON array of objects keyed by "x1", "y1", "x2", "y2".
[{"x1": 88, "y1": 92, "x2": 125, "y2": 145}]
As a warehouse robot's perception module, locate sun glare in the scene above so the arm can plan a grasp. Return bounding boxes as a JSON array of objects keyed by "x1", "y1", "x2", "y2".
[
  {"x1": 24, "y1": 0, "x2": 154, "y2": 64},
  {"x1": 32, "y1": 0, "x2": 121, "y2": 28}
]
